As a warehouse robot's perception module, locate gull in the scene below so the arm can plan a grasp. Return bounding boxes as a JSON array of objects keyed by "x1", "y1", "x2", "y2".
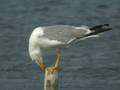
[{"x1": 29, "y1": 24, "x2": 112, "y2": 72}]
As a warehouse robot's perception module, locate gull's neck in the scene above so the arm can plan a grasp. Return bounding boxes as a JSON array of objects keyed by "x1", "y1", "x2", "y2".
[{"x1": 29, "y1": 35, "x2": 43, "y2": 63}]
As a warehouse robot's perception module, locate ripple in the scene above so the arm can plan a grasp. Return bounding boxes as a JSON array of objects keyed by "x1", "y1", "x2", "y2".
[
  {"x1": 96, "y1": 4, "x2": 109, "y2": 9},
  {"x1": 32, "y1": 7, "x2": 49, "y2": 12}
]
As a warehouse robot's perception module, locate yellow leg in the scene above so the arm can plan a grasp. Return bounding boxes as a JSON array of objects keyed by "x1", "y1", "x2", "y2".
[
  {"x1": 47, "y1": 51, "x2": 61, "y2": 72},
  {"x1": 37, "y1": 61, "x2": 46, "y2": 70}
]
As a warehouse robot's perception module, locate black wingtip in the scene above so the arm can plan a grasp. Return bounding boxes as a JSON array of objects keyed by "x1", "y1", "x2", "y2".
[
  {"x1": 85, "y1": 24, "x2": 112, "y2": 36},
  {"x1": 90, "y1": 24, "x2": 112, "y2": 31},
  {"x1": 101, "y1": 24, "x2": 112, "y2": 30},
  {"x1": 90, "y1": 24, "x2": 112, "y2": 32}
]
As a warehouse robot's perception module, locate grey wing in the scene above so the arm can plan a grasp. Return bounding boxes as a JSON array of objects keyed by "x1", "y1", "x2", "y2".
[{"x1": 42, "y1": 25, "x2": 90, "y2": 44}]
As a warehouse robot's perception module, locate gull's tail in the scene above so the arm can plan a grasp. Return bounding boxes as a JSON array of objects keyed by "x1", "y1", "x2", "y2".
[{"x1": 85, "y1": 24, "x2": 112, "y2": 36}]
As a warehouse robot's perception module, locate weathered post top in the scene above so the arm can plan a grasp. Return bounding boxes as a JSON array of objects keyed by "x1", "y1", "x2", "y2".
[{"x1": 44, "y1": 69, "x2": 59, "y2": 90}]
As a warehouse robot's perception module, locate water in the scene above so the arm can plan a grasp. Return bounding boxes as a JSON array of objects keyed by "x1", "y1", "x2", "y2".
[{"x1": 0, "y1": 0, "x2": 120, "y2": 90}]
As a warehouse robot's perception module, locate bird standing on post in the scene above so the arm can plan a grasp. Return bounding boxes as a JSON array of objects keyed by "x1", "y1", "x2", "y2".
[{"x1": 28, "y1": 24, "x2": 112, "y2": 72}]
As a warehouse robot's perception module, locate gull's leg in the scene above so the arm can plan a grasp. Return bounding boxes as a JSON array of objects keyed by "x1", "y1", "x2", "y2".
[
  {"x1": 55, "y1": 51, "x2": 61, "y2": 69},
  {"x1": 47, "y1": 51, "x2": 61, "y2": 72},
  {"x1": 37, "y1": 61, "x2": 46, "y2": 70}
]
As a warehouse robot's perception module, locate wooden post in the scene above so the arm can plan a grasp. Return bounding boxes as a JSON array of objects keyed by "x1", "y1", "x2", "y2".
[{"x1": 44, "y1": 69, "x2": 59, "y2": 90}]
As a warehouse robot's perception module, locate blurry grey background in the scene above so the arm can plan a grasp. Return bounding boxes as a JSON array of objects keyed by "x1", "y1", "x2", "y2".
[{"x1": 0, "y1": 0, "x2": 120, "y2": 90}]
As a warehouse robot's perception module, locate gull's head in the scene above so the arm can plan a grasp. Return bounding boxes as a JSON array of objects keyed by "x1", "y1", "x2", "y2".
[{"x1": 28, "y1": 27, "x2": 44, "y2": 63}]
